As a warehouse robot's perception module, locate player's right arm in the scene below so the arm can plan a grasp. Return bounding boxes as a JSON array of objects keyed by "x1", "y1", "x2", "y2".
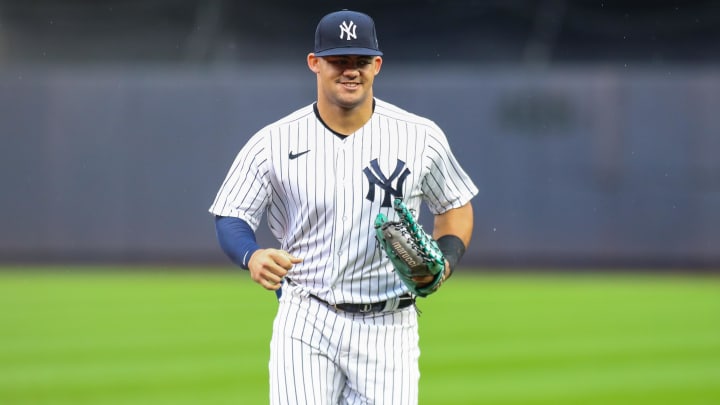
[{"x1": 214, "y1": 216, "x2": 301, "y2": 291}]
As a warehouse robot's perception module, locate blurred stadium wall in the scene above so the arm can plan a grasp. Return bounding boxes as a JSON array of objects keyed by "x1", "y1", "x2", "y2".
[{"x1": 0, "y1": 1, "x2": 718, "y2": 269}]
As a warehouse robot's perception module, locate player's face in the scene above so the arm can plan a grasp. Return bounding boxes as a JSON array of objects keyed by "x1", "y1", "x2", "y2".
[{"x1": 308, "y1": 54, "x2": 382, "y2": 110}]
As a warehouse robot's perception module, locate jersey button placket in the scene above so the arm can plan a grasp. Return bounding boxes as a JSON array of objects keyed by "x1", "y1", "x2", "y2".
[{"x1": 332, "y1": 147, "x2": 348, "y2": 276}]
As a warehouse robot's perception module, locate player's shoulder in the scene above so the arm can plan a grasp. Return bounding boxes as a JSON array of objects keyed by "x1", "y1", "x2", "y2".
[{"x1": 373, "y1": 98, "x2": 445, "y2": 136}]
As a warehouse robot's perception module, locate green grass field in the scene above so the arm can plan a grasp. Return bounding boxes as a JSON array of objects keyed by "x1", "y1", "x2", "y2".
[{"x1": 1, "y1": 267, "x2": 719, "y2": 405}]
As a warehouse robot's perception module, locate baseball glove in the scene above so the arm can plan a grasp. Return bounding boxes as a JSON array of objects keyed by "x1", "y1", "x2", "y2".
[{"x1": 374, "y1": 198, "x2": 446, "y2": 297}]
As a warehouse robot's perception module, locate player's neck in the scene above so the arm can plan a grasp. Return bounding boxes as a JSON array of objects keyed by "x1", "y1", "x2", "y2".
[{"x1": 316, "y1": 97, "x2": 374, "y2": 136}]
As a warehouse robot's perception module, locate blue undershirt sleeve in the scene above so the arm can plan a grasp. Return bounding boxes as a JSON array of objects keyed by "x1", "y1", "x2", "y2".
[{"x1": 214, "y1": 216, "x2": 261, "y2": 270}]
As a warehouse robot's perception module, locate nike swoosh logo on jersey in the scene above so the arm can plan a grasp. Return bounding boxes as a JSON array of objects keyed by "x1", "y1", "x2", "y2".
[{"x1": 289, "y1": 150, "x2": 311, "y2": 159}]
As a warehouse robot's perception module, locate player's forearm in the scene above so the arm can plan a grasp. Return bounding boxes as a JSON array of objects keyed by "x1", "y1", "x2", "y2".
[
  {"x1": 214, "y1": 216, "x2": 260, "y2": 270},
  {"x1": 429, "y1": 202, "x2": 473, "y2": 277},
  {"x1": 432, "y1": 202, "x2": 473, "y2": 248}
]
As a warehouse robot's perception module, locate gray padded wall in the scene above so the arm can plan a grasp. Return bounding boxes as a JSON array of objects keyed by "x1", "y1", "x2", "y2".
[{"x1": 1, "y1": 65, "x2": 718, "y2": 267}]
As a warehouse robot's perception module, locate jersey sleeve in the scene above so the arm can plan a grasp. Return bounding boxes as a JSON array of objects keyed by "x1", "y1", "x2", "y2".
[
  {"x1": 421, "y1": 124, "x2": 479, "y2": 215},
  {"x1": 208, "y1": 133, "x2": 271, "y2": 231}
]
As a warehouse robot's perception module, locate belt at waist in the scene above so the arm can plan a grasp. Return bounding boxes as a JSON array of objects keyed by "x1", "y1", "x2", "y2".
[{"x1": 309, "y1": 293, "x2": 415, "y2": 314}]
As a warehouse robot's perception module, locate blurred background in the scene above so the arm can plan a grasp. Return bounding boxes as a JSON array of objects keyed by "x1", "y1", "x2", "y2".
[
  {"x1": 1, "y1": 2, "x2": 719, "y2": 405},
  {"x1": 1, "y1": 0, "x2": 718, "y2": 270}
]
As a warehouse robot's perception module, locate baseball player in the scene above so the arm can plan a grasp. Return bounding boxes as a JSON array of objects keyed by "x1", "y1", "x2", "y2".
[{"x1": 210, "y1": 10, "x2": 478, "y2": 405}]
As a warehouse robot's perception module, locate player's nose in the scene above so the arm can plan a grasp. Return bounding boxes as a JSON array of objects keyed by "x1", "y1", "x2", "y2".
[{"x1": 342, "y1": 67, "x2": 359, "y2": 77}]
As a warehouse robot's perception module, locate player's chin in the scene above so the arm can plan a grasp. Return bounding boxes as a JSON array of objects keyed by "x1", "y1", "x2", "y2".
[{"x1": 334, "y1": 93, "x2": 367, "y2": 109}]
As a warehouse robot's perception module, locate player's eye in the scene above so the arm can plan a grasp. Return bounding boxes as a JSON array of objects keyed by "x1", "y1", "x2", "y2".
[{"x1": 327, "y1": 57, "x2": 371, "y2": 69}]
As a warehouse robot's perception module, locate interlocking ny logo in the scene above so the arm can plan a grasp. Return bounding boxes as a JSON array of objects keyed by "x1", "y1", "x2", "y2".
[
  {"x1": 339, "y1": 21, "x2": 357, "y2": 40},
  {"x1": 363, "y1": 159, "x2": 410, "y2": 207}
]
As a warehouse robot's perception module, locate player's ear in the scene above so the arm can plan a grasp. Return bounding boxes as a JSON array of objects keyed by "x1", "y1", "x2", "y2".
[
  {"x1": 373, "y1": 56, "x2": 383, "y2": 75},
  {"x1": 308, "y1": 53, "x2": 320, "y2": 73}
]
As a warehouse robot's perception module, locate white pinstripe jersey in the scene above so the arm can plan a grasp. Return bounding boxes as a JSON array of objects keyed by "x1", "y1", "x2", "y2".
[{"x1": 209, "y1": 98, "x2": 478, "y2": 304}]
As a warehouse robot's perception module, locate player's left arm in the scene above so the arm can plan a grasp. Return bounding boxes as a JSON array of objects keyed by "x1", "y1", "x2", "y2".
[
  {"x1": 433, "y1": 202, "x2": 473, "y2": 255},
  {"x1": 412, "y1": 202, "x2": 474, "y2": 286}
]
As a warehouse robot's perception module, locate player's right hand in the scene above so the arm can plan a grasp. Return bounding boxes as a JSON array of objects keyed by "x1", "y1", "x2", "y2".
[{"x1": 247, "y1": 249, "x2": 302, "y2": 291}]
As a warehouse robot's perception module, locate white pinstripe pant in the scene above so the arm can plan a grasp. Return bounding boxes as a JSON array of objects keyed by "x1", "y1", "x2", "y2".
[{"x1": 270, "y1": 283, "x2": 420, "y2": 405}]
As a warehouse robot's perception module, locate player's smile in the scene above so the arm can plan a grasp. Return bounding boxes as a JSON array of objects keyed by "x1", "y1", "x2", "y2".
[
  {"x1": 308, "y1": 52, "x2": 382, "y2": 112},
  {"x1": 339, "y1": 81, "x2": 361, "y2": 90}
]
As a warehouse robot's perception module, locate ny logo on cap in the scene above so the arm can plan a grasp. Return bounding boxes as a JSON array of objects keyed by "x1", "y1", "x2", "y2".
[{"x1": 339, "y1": 20, "x2": 357, "y2": 40}]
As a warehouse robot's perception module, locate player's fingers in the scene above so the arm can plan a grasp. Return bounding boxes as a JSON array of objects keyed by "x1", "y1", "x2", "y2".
[
  {"x1": 258, "y1": 276, "x2": 282, "y2": 291},
  {"x1": 284, "y1": 250, "x2": 303, "y2": 263},
  {"x1": 249, "y1": 267, "x2": 283, "y2": 290},
  {"x1": 249, "y1": 266, "x2": 282, "y2": 288},
  {"x1": 248, "y1": 249, "x2": 299, "y2": 290},
  {"x1": 263, "y1": 273, "x2": 283, "y2": 290},
  {"x1": 263, "y1": 261, "x2": 290, "y2": 279},
  {"x1": 270, "y1": 250, "x2": 303, "y2": 268},
  {"x1": 263, "y1": 268, "x2": 285, "y2": 284},
  {"x1": 251, "y1": 250, "x2": 289, "y2": 272},
  {"x1": 442, "y1": 260, "x2": 452, "y2": 279},
  {"x1": 412, "y1": 274, "x2": 434, "y2": 287}
]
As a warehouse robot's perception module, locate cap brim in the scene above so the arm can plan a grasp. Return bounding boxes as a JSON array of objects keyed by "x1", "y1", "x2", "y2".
[{"x1": 314, "y1": 48, "x2": 383, "y2": 57}]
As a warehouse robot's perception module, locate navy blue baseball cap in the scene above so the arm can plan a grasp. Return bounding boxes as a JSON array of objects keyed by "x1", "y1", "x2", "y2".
[{"x1": 313, "y1": 10, "x2": 383, "y2": 57}]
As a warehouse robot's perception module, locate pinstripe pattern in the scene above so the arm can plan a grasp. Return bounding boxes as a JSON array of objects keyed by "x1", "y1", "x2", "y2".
[
  {"x1": 209, "y1": 97, "x2": 477, "y2": 404},
  {"x1": 270, "y1": 282, "x2": 419, "y2": 405},
  {"x1": 209, "y1": 98, "x2": 477, "y2": 304}
]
